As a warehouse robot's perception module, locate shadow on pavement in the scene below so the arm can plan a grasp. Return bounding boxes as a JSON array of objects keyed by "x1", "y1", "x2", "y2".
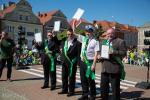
[
  {"x1": 0, "y1": 79, "x2": 6, "y2": 81},
  {"x1": 96, "y1": 91, "x2": 150, "y2": 100},
  {"x1": 133, "y1": 98, "x2": 150, "y2": 100},
  {"x1": 74, "y1": 90, "x2": 83, "y2": 96},
  {"x1": 11, "y1": 77, "x2": 44, "y2": 82},
  {"x1": 121, "y1": 91, "x2": 150, "y2": 99}
]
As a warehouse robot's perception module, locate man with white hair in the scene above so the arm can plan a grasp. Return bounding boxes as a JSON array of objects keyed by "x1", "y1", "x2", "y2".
[{"x1": 100, "y1": 28, "x2": 127, "y2": 100}]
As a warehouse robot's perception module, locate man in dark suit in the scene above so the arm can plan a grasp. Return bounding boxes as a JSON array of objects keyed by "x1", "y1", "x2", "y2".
[
  {"x1": 100, "y1": 28, "x2": 127, "y2": 100},
  {"x1": 58, "y1": 28, "x2": 81, "y2": 97},
  {"x1": 35, "y1": 30, "x2": 59, "y2": 90}
]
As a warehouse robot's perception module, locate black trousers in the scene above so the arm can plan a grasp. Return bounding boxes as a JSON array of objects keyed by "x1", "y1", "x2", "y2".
[
  {"x1": 100, "y1": 72, "x2": 120, "y2": 100},
  {"x1": 61, "y1": 61, "x2": 77, "y2": 93},
  {"x1": 41, "y1": 54, "x2": 56, "y2": 88},
  {"x1": 0, "y1": 57, "x2": 13, "y2": 79},
  {"x1": 79, "y1": 60, "x2": 96, "y2": 96}
]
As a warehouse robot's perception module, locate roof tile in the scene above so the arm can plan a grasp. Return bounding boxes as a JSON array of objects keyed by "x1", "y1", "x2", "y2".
[{"x1": 38, "y1": 10, "x2": 58, "y2": 25}]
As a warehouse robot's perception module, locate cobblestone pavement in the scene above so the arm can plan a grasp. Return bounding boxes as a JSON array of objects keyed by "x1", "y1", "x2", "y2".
[{"x1": 0, "y1": 63, "x2": 150, "y2": 100}]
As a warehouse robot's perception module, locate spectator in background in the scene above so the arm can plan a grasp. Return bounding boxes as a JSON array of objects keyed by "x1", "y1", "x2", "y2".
[{"x1": 0, "y1": 31, "x2": 15, "y2": 81}]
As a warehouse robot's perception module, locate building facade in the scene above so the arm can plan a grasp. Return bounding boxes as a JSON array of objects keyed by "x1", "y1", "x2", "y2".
[
  {"x1": 38, "y1": 10, "x2": 70, "y2": 38},
  {"x1": 0, "y1": 0, "x2": 43, "y2": 49},
  {"x1": 137, "y1": 23, "x2": 150, "y2": 50},
  {"x1": 97, "y1": 21, "x2": 138, "y2": 48}
]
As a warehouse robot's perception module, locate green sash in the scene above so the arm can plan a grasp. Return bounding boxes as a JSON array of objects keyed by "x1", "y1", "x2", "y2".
[
  {"x1": 102, "y1": 39, "x2": 126, "y2": 80},
  {"x1": 44, "y1": 41, "x2": 55, "y2": 72},
  {"x1": 64, "y1": 40, "x2": 77, "y2": 77},
  {"x1": 81, "y1": 37, "x2": 95, "y2": 80}
]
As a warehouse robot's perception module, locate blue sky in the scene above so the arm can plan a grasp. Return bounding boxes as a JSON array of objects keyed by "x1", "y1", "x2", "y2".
[{"x1": 1, "y1": 0, "x2": 150, "y2": 26}]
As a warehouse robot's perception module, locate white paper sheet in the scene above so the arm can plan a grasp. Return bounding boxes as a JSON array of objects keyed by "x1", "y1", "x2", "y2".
[
  {"x1": 73, "y1": 8, "x2": 85, "y2": 20},
  {"x1": 54, "y1": 21, "x2": 61, "y2": 31},
  {"x1": 101, "y1": 45, "x2": 109, "y2": 59},
  {"x1": 35, "y1": 33, "x2": 42, "y2": 42}
]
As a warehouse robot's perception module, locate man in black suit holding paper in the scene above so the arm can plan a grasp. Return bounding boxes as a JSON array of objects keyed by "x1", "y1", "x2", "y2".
[{"x1": 35, "y1": 30, "x2": 59, "y2": 91}]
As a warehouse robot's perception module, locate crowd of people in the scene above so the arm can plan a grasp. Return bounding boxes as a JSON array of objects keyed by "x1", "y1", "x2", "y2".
[
  {"x1": 13, "y1": 48, "x2": 41, "y2": 66},
  {"x1": 1, "y1": 20, "x2": 148, "y2": 100},
  {"x1": 123, "y1": 48, "x2": 149, "y2": 66}
]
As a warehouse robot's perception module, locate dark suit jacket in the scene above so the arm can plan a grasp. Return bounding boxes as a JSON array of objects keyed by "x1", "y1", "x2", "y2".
[
  {"x1": 61, "y1": 38, "x2": 81, "y2": 65},
  {"x1": 101, "y1": 38, "x2": 127, "y2": 74},
  {"x1": 35, "y1": 36, "x2": 60, "y2": 64}
]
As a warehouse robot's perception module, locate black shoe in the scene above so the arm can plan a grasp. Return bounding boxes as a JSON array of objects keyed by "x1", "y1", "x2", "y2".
[
  {"x1": 58, "y1": 91, "x2": 68, "y2": 94},
  {"x1": 50, "y1": 86, "x2": 56, "y2": 91},
  {"x1": 78, "y1": 96, "x2": 89, "y2": 100},
  {"x1": 41, "y1": 86, "x2": 49, "y2": 89},
  {"x1": 90, "y1": 95, "x2": 96, "y2": 100},
  {"x1": 67, "y1": 92, "x2": 74, "y2": 97}
]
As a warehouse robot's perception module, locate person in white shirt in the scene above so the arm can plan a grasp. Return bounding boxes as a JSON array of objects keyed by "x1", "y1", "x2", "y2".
[{"x1": 77, "y1": 25, "x2": 100, "y2": 100}]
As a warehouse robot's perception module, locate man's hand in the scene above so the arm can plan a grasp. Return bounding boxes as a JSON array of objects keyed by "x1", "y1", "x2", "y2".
[
  {"x1": 0, "y1": 35, "x2": 5, "y2": 40},
  {"x1": 91, "y1": 64, "x2": 95, "y2": 71},
  {"x1": 97, "y1": 54, "x2": 101, "y2": 59},
  {"x1": 34, "y1": 42, "x2": 41, "y2": 47},
  {"x1": 37, "y1": 42, "x2": 42, "y2": 45},
  {"x1": 109, "y1": 47, "x2": 114, "y2": 54},
  {"x1": 60, "y1": 48, "x2": 62, "y2": 53}
]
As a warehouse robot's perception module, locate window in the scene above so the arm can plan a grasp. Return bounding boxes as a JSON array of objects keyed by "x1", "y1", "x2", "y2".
[
  {"x1": 27, "y1": 32, "x2": 34, "y2": 36},
  {"x1": 6, "y1": 26, "x2": 15, "y2": 32},
  {"x1": 12, "y1": 26, "x2": 15, "y2": 32},
  {"x1": 19, "y1": 15, "x2": 23, "y2": 20},
  {"x1": 20, "y1": 27, "x2": 26, "y2": 32},
  {"x1": 6, "y1": 26, "x2": 10, "y2": 32},
  {"x1": 25, "y1": 16, "x2": 29, "y2": 21},
  {"x1": 35, "y1": 29, "x2": 38, "y2": 33}
]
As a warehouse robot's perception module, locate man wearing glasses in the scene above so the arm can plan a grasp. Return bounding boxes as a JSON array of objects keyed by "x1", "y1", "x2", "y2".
[
  {"x1": 100, "y1": 28, "x2": 127, "y2": 100},
  {"x1": 35, "y1": 30, "x2": 59, "y2": 91}
]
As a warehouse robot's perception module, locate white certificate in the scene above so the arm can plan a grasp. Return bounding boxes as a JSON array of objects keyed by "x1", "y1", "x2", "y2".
[
  {"x1": 35, "y1": 33, "x2": 42, "y2": 42},
  {"x1": 54, "y1": 21, "x2": 61, "y2": 31},
  {"x1": 73, "y1": 8, "x2": 85, "y2": 20},
  {"x1": 101, "y1": 45, "x2": 109, "y2": 59}
]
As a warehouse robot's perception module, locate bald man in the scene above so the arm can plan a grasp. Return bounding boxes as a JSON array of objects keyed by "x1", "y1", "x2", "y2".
[{"x1": 100, "y1": 28, "x2": 127, "y2": 100}]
